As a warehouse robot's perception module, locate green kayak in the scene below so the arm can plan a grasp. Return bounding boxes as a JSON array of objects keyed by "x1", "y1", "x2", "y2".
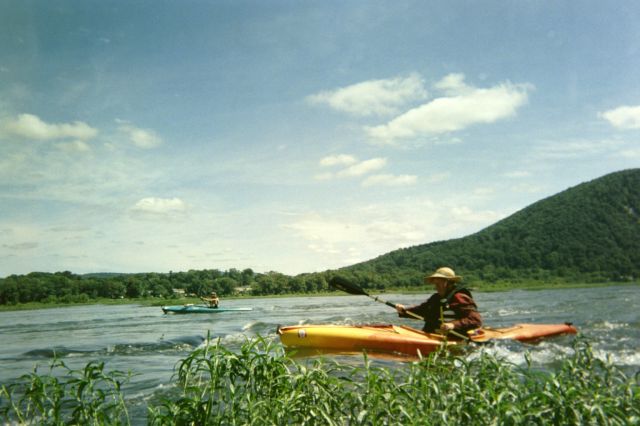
[{"x1": 162, "y1": 304, "x2": 253, "y2": 314}]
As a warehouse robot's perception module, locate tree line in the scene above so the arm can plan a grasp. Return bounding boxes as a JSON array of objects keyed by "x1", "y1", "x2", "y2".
[{"x1": 0, "y1": 269, "x2": 336, "y2": 306}]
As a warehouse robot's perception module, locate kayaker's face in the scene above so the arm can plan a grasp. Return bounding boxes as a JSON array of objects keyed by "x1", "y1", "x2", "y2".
[{"x1": 432, "y1": 278, "x2": 449, "y2": 297}]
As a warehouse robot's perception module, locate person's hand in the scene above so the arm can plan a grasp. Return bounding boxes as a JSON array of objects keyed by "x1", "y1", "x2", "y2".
[
  {"x1": 395, "y1": 304, "x2": 406, "y2": 314},
  {"x1": 440, "y1": 322, "x2": 454, "y2": 332}
]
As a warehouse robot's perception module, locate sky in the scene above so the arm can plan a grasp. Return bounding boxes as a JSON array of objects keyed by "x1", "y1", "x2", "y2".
[{"x1": 1, "y1": 1, "x2": 639, "y2": 277}]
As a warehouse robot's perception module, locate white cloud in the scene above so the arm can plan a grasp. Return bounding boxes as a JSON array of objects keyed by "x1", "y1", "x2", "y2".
[
  {"x1": 0, "y1": 223, "x2": 40, "y2": 250},
  {"x1": 307, "y1": 74, "x2": 428, "y2": 117},
  {"x1": 319, "y1": 154, "x2": 357, "y2": 167},
  {"x1": 361, "y1": 174, "x2": 417, "y2": 187},
  {"x1": 55, "y1": 140, "x2": 91, "y2": 153},
  {"x1": 617, "y1": 148, "x2": 640, "y2": 158},
  {"x1": 511, "y1": 183, "x2": 545, "y2": 194},
  {"x1": 307, "y1": 243, "x2": 342, "y2": 255},
  {"x1": 600, "y1": 105, "x2": 640, "y2": 129},
  {"x1": 313, "y1": 172, "x2": 334, "y2": 181},
  {"x1": 316, "y1": 155, "x2": 389, "y2": 181},
  {"x1": 315, "y1": 155, "x2": 419, "y2": 187},
  {"x1": 366, "y1": 75, "x2": 531, "y2": 144},
  {"x1": 426, "y1": 172, "x2": 450, "y2": 183},
  {"x1": 532, "y1": 139, "x2": 623, "y2": 160},
  {"x1": 287, "y1": 215, "x2": 369, "y2": 245},
  {"x1": 131, "y1": 197, "x2": 186, "y2": 214},
  {"x1": 118, "y1": 123, "x2": 162, "y2": 149},
  {"x1": 433, "y1": 73, "x2": 471, "y2": 95},
  {"x1": 503, "y1": 170, "x2": 532, "y2": 178},
  {"x1": 286, "y1": 213, "x2": 426, "y2": 266},
  {"x1": 3, "y1": 241, "x2": 38, "y2": 250},
  {"x1": 0, "y1": 135, "x2": 163, "y2": 207},
  {"x1": 472, "y1": 187, "x2": 495, "y2": 197},
  {"x1": 448, "y1": 206, "x2": 502, "y2": 224},
  {"x1": 2, "y1": 113, "x2": 98, "y2": 141},
  {"x1": 337, "y1": 158, "x2": 387, "y2": 177},
  {"x1": 286, "y1": 198, "x2": 505, "y2": 267},
  {"x1": 0, "y1": 150, "x2": 29, "y2": 177}
]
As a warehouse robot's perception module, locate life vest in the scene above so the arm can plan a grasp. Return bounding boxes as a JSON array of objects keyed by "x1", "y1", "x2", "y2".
[{"x1": 439, "y1": 285, "x2": 473, "y2": 323}]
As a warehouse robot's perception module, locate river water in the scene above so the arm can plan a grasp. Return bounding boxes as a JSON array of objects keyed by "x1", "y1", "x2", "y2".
[{"x1": 1, "y1": 285, "x2": 638, "y2": 422}]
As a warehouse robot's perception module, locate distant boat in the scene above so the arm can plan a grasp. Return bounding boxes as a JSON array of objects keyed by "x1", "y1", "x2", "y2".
[{"x1": 161, "y1": 304, "x2": 253, "y2": 314}]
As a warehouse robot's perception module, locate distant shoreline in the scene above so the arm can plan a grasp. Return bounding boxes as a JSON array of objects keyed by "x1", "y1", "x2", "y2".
[{"x1": 1, "y1": 281, "x2": 636, "y2": 312}]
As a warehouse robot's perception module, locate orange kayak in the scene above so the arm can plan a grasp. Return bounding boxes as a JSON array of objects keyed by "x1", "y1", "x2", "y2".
[{"x1": 277, "y1": 323, "x2": 577, "y2": 358}]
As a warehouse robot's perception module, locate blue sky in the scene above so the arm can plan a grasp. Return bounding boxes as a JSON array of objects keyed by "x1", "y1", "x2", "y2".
[{"x1": 1, "y1": 1, "x2": 639, "y2": 277}]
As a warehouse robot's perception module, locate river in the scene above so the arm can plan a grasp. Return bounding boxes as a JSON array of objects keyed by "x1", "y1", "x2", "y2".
[{"x1": 1, "y1": 285, "x2": 638, "y2": 422}]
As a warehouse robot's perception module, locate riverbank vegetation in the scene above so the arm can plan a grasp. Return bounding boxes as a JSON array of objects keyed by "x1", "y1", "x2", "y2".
[
  {"x1": 1, "y1": 337, "x2": 638, "y2": 425},
  {"x1": 1, "y1": 269, "x2": 637, "y2": 312}
]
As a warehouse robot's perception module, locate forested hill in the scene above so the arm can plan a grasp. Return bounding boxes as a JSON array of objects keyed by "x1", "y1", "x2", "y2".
[{"x1": 339, "y1": 168, "x2": 640, "y2": 288}]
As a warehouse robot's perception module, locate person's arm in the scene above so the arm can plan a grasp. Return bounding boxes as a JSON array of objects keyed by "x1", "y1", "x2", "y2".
[
  {"x1": 448, "y1": 293, "x2": 482, "y2": 331},
  {"x1": 396, "y1": 303, "x2": 423, "y2": 318},
  {"x1": 396, "y1": 295, "x2": 436, "y2": 319}
]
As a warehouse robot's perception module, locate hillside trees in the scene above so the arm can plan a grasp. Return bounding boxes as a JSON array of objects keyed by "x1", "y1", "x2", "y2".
[{"x1": 342, "y1": 168, "x2": 640, "y2": 286}]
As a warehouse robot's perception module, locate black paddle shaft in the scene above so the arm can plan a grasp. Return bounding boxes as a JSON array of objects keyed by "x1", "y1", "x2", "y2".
[
  {"x1": 374, "y1": 296, "x2": 398, "y2": 309},
  {"x1": 329, "y1": 276, "x2": 424, "y2": 320}
]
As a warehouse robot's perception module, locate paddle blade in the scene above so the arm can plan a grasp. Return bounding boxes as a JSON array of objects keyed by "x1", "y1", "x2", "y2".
[{"x1": 329, "y1": 276, "x2": 369, "y2": 296}]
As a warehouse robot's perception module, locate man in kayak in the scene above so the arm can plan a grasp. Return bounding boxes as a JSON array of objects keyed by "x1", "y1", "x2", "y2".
[
  {"x1": 200, "y1": 291, "x2": 219, "y2": 308},
  {"x1": 395, "y1": 267, "x2": 482, "y2": 336}
]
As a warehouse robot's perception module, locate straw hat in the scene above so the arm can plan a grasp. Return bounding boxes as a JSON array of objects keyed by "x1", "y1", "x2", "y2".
[{"x1": 425, "y1": 267, "x2": 462, "y2": 283}]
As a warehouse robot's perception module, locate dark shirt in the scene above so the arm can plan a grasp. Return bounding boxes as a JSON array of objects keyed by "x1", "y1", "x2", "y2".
[{"x1": 401, "y1": 288, "x2": 482, "y2": 334}]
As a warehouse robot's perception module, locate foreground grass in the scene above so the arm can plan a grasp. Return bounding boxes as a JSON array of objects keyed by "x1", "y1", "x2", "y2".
[
  {"x1": 2, "y1": 337, "x2": 638, "y2": 425},
  {"x1": 0, "y1": 359, "x2": 132, "y2": 425}
]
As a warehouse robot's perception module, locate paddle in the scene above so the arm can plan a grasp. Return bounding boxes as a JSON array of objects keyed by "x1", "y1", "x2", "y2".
[
  {"x1": 329, "y1": 276, "x2": 474, "y2": 342},
  {"x1": 329, "y1": 276, "x2": 424, "y2": 320}
]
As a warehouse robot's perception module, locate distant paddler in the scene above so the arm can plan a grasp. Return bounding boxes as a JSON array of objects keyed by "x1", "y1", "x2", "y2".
[{"x1": 200, "y1": 291, "x2": 220, "y2": 308}]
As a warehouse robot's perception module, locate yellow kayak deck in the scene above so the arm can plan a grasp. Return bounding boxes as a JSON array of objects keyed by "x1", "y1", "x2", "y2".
[{"x1": 278, "y1": 323, "x2": 577, "y2": 358}]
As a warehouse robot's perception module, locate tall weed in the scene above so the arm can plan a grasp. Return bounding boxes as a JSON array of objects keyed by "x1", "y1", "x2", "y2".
[{"x1": 1, "y1": 357, "x2": 132, "y2": 425}]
